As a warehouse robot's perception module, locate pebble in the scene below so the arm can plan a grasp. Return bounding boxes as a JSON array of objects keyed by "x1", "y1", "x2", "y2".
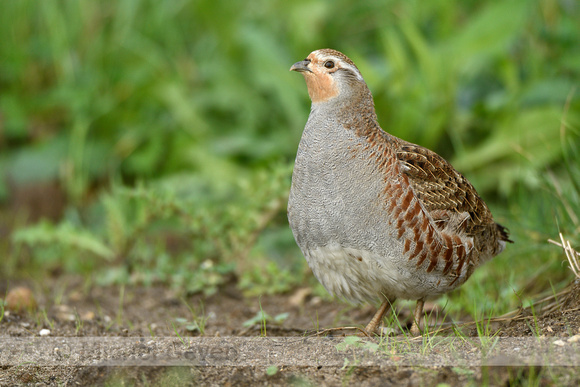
[
  {"x1": 54, "y1": 305, "x2": 75, "y2": 322},
  {"x1": 553, "y1": 339, "x2": 566, "y2": 347},
  {"x1": 81, "y1": 311, "x2": 95, "y2": 321},
  {"x1": 567, "y1": 335, "x2": 580, "y2": 343},
  {"x1": 39, "y1": 329, "x2": 51, "y2": 336},
  {"x1": 5, "y1": 287, "x2": 37, "y2": 312},
  {"x1": 288, "y1": 288, "x2": 312, "y2": 307}
]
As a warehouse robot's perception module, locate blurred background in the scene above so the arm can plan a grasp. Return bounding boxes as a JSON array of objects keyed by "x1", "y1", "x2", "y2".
[{"x1": 1, "y1": 0, "x2": 579, "y2": 316}]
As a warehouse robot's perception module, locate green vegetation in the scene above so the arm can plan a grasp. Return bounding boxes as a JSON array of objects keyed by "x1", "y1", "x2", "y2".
[
  {"x1": 176, "y1": 298, "x2": 208, "y2": 335},
  {"x1": 1, "y1": 0, "x2": 579, "y2": 320},
  {"x1": 0, "y1": 299, "x2": 5, "y2": 324},
  {"x1": 266, "y1": 365, "x2": 279, "y2": 376}
]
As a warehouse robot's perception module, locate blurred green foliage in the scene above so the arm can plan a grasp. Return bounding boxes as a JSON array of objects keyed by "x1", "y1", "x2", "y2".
[
  {"x1": 12, "y1": 165, "x2": 292, "y2": 295},
  {"x1": 1, "y1": 0, "x2": 578, "y2": 197},
  {"x1": 1, "y1": 0, "x2": 579, "y2": 314}
]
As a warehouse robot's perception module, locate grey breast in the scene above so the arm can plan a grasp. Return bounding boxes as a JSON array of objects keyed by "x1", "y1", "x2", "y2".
[{"x1": 288, "y1": 110, "x2": 402, "y2": 260}]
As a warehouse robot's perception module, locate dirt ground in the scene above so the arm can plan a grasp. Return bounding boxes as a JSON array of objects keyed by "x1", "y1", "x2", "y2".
[{"x1": 1, "y1": 277, "x2": 580, "y2": 386}]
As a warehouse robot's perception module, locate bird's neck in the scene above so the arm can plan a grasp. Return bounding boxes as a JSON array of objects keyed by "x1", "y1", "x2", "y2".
[{"x1": 312, "y1": 86, "x2": 381, "y2": 137}]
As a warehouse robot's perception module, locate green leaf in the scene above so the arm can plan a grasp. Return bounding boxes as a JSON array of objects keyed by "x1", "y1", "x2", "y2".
[
  {"x1": 13, "y1": 221, "x2": 115, "y2": 261},
  {"x1": 273, "y1": 313, "x2": 289, "y2": 323},
  {"x1": 266, "y1": 365, "x2": 278, "y2": 376}
]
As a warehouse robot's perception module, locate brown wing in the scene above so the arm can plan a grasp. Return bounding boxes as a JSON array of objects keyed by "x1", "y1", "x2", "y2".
[{"x1": 394, "y1": 140, "x2": 493, "y2": 235}]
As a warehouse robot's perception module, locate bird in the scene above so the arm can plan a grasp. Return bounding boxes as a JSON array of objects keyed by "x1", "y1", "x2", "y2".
[{"x1": 287, "y1": 49, "x2": 512, "y2": 336}]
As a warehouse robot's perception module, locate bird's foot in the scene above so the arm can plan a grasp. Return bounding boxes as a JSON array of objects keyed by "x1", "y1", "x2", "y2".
[{"x1": 409, "y1": 322, "x2": 421, "y2": 337}]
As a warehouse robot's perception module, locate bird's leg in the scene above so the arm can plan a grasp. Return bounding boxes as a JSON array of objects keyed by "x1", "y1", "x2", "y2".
[
  {"x1": 364, "y1": 298, "x2": 394, "y2": 335},
  {"x1": 410, "y1": 297, "x2": 425, "y2": 336}
]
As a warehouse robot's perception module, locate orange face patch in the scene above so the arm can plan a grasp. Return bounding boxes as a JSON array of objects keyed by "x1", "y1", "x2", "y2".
[{"x1": 301, "y1": 53, "x2": 339, "y2": 103}]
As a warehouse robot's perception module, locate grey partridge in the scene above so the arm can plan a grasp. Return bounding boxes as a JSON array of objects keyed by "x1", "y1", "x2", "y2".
[{"x1": 287, "y1": 49, "x2": 512, "y2": 336}]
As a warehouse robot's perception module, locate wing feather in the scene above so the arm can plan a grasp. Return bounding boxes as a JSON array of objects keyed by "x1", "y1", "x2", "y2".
[{"x1": 395, "y1": 140, "x2": 493, "y2": 234}]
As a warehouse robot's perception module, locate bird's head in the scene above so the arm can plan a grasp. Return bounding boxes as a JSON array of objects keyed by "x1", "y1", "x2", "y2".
[{"x1": 290, "y1": 49, "x2": 368, "y2": 105}]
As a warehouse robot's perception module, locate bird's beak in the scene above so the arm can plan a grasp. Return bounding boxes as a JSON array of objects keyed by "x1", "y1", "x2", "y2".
[{"x1": 290, "y1": 60, "x2": 312, "y2": 73}]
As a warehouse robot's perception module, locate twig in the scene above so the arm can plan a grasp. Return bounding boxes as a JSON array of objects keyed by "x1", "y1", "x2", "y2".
[
  {"x1": 309, "y1": 326, "x2": 374, "y2": 339},
  {"x1": 548, "y1": 233, "x2": 580, "y2": 279}
]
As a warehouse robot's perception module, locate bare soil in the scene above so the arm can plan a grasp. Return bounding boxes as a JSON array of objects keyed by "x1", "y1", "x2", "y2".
[{"x1": 1, "y1": 277, "x2": 579, "y2": 386}]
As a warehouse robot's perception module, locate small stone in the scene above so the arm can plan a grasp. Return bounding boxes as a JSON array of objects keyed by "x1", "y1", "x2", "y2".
[
  {"x1": 547, "y1": 326, "x2": 554, "y2": 333},
  {"x1": 54, "y1": 305, "x2": 75, "y2": 322},
  {"x1": 55, "y1": 304, "x2": 72, "y2": 312},
  {"x1": 39, "y1": 329, "x2": 51, "y2": 336},
  {"x1": 567, "y1": 335, "x2": 580, "y2": 343},
  {"x1": 56, "y1": 312, "x2": 76, "y2": 322},
  {"x1": 81, "y1": 311, "x2": 95, "y2": 321},
  {"x1": 69, "y1": 291, "x2": 83, "y2": 302},
  {"x1": 5, "y1": 287, "x2": 37, "y2": 312},
  {"x1": 553, "y1": 339, "x2": 566, "y2": 347},
  {"x1": 289, "y1": 288, "x2": 312, "y2": 307}
]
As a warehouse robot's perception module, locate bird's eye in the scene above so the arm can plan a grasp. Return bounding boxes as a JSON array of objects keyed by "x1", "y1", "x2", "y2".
[{"x1": 324, "y1": 60, "x2": 335, "y2": 69}]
